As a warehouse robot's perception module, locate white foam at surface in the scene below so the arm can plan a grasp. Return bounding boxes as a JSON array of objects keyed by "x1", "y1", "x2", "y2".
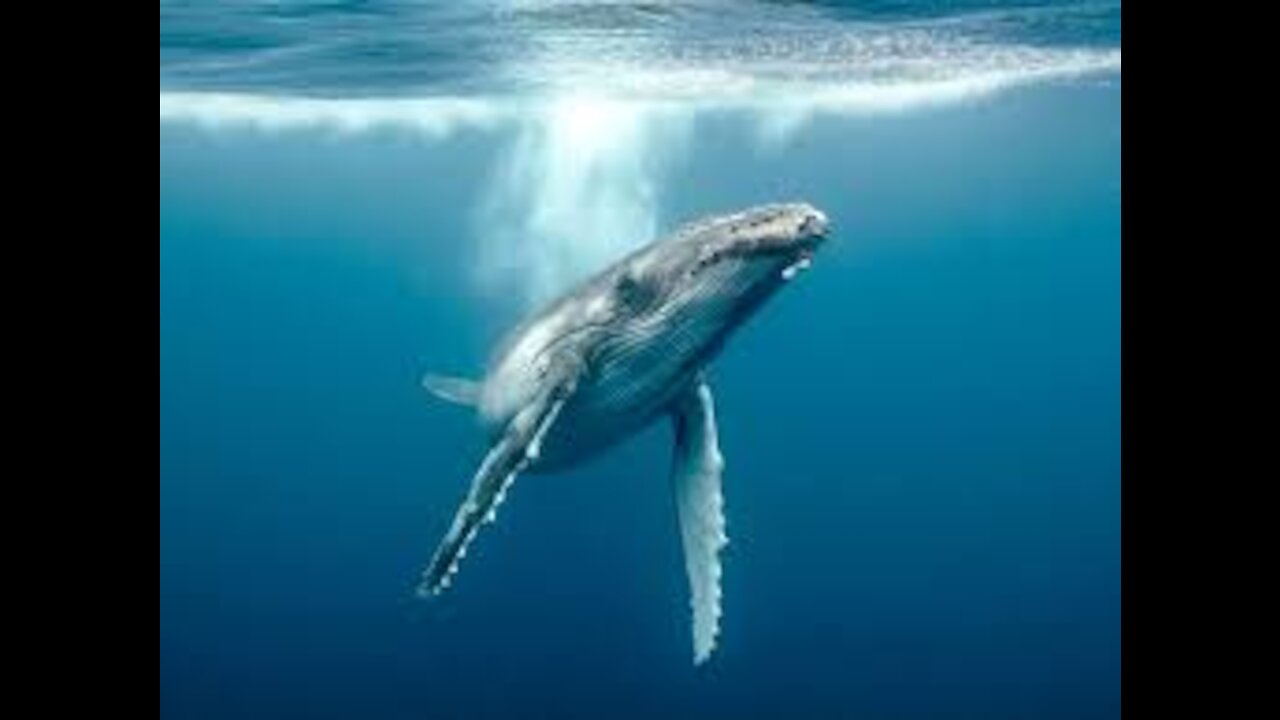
[
  {"x1": 158, "y1": 46, "x2": 1121, "y2": 133},
  {"x1": 159, "y1": 92, "x2": 510, "y2": 138}
]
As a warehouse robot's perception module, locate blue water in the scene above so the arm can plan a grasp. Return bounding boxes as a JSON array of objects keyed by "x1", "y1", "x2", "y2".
[{"x1": 160, "y1": 2, "x2": 1121, "y2": 718}]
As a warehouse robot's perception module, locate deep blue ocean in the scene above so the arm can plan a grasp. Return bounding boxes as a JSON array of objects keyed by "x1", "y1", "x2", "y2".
[{"x1": 160, "y1": 2, "x2": 1121, "y2": 718}]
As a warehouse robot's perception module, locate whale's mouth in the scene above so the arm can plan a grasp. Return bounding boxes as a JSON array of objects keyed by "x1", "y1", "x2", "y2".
[
  {"x1": 781, "y1": 215, "x2": 826, "y2": 281},
  {"x1": 781, "y1": 249, "x2": 815, "y2": 281},
  {"x1": 782, "y1": 209, "x2": 828, "y2": 282}
]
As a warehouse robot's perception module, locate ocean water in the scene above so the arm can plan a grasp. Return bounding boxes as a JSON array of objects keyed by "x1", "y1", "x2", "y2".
[{"x1": 159, "y1": 2, "x2": 1122, "y2": 719}]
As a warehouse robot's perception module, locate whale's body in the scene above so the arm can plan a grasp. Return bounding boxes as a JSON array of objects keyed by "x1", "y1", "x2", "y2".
[{"x1": 420, "y1": 203, "x2": 830, "y2": 664}]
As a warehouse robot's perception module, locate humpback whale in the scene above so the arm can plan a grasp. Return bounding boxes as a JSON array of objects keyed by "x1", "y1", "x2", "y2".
[{"x1": 420, "y1": 203, "x2": 831, "y2": 664}]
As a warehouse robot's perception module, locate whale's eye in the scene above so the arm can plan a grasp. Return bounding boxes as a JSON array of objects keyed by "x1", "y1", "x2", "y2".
[{"x1": 616, "y1": 272, "x2": 656, "y2": 311}]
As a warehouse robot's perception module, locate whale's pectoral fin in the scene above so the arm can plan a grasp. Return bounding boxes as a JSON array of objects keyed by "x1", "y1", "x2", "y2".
[
  {"x1": 670, "y1": 379, "x2": 728, "y2": 665},
  {"x1": 423, "y1": 374, "x2": 481, "y2": 406},
  {"x1": 418, "y1": 380, "x2": 573, "y2": 597}
]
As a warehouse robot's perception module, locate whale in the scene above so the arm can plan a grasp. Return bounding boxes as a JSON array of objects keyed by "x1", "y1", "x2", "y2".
[{"x1": 419, "y1": 203, "x2": 831, "y2": 664}]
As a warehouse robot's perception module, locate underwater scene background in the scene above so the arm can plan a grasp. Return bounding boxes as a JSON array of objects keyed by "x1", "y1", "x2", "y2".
[{"x1": 160, "y1": 2, "x2": 1121, "y2": 718}]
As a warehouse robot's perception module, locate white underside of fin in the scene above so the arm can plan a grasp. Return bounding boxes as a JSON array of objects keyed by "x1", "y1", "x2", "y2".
[
  {"x1": 671, "y1": 380, "x2": 728, "y2": 665},
  {"x1": 419, "y1": 393, "x2": 568, "y2": 597},
  {"x1": 423, "y1": 373, "x2": 482, "y2": 407}
]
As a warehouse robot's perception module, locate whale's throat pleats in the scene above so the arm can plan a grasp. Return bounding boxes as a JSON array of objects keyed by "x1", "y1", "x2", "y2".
[{"x1": 582, "y1": 265, "x2": 760, "y2": 420}]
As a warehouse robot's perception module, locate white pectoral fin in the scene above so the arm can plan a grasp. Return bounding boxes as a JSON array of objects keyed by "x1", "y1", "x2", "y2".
[
  {"x1": 423, "y1": 373, "x2": 481, "y2": 407},
  {"x1": 418, "y1": 387, "x2": 569, "y2": 597},
  {"x1": 670, "y1": 380, "x2": 728, "y2": 665}
]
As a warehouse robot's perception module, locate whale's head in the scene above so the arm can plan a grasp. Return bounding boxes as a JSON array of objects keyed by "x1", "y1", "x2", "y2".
[
  {"x1": 655, "y1": 201, "x2": 828, "y2": 302},
  {"x1": 689, "y1": 202, "x2": 829, "y2": 280},
  {"x1": 608, "y1": 202, "x2": 830, "y2": 364}
]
